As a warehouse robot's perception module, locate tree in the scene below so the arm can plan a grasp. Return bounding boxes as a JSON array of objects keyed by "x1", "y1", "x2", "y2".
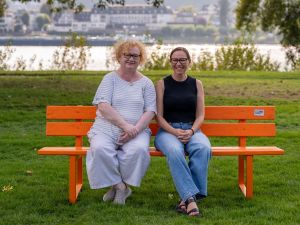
[
  {"x1": 21, "y1": 12, "x2": 30, "y2": 26},
  {"x1": 219, "y1": 0, "x2": 229, "y2": 27},
  {"x1": 0, "y1": 0, "x2": 164, "y2": 17},
  {"x1": 0, "y1": 0, "x2": 6, "y2": 17},
  {"x1": 236, "y1": 0, "x2": 300, "y2": 68},
  {"x1": 35, "y1": 14, "x2": 51, "y2": 31}
]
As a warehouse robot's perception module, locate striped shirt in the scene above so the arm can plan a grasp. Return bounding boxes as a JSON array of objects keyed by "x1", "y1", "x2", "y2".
[{"x1": 89, "y1": 71, "x2": 156, "y2": 140}]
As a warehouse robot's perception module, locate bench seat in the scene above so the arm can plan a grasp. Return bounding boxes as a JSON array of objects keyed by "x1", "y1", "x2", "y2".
[{"x1": 38, "y1": 146, "x2": 284, "y2": 156}]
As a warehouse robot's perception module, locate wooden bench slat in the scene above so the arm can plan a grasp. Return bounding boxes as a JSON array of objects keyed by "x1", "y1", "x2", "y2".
[
  {"x1": 46, "y1": 122, "x2": 276, "y2": 137},
  {"x1": 201, "y1": 123, "x2": 276, "y2": 136},
  {"x1": 38, "y1": 146, "x2": 284, "y2": 156},
  {"x1": 46, "y1": 106, "x2": 275, "y2": 120},
  {"x1": 46, "y1": 122, "x2": 93, "y2": 136},
  {"x1": 47, "y1": 106, "x2": 96, "y2": 119},
  {"x1": 205, "y1": 106, "x2": 275, "y2": 120}
]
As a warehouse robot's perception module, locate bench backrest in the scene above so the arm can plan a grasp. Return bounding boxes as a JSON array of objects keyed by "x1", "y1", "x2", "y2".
[{"x1": 45, "y1": 106, "x2": 276, "y2": 148}]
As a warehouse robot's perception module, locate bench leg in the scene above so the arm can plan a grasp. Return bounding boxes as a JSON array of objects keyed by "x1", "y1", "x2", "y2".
[
  {"x1": 238, "y1": 155, "x2": 253, "y2": 199},
  {"x1": 69, "y1": 155, "x2": 83, "y2": 204}
]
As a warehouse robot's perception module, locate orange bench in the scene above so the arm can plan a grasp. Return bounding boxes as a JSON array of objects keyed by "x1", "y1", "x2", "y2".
[{"x1": 38, "y1": 105, "x2": 284, "y2": 204}]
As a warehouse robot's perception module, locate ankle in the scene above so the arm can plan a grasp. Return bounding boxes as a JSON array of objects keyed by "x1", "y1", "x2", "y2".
[
  {"x1": 114, "y1": 182, "x2": 126, "y2": 190},
  {"x1": 185, "y1": 197, "x2": 198, "y2": 208}
]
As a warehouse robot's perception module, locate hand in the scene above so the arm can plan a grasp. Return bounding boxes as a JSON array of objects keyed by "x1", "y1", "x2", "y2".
[
  {"x1": 122, "y1": 124, "x2": 139, "y2": 139},
  {"x1": 117, "y1": 132, "x2": 132, "y2": 145},
  {"x1": 176, "y1": 129, "x2": 193, "y2": 143}
]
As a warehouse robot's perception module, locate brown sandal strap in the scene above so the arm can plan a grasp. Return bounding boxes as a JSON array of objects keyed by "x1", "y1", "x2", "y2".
[
  {"x1": 187, "y1": 208, "x2": 200, "y2": 216},
  {"x1": 185, "y1": 197, "x2": 200, "y2": 217},
  {"x1": 175, "y1": 200, "x2": 186, "y2": 213},
  {"x1": 185, "y1": 196, "x2": 196, "y2": 205}
]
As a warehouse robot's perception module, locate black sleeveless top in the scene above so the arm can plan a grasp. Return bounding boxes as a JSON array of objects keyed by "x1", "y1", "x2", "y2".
[{"x1": 163, "y1": 75, "x2": 197, "y2": 123}]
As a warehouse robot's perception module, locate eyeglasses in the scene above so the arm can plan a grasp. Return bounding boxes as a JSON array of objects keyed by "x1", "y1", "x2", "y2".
[
  {"x1": 123, "y1": 53, "x2": 141, "y2": 60},
  {"x1": 170, "y1": 58, "x2": 189, "y2": 64}
]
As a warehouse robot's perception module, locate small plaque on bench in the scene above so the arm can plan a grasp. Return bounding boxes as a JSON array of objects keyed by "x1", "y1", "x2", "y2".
[{"x1": 254, "y1": 109, "x2": 265, "y2": 117}]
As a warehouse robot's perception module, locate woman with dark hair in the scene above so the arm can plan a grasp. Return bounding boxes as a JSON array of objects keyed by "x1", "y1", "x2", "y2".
[{"x1": 154, "y1": 47, "x2": 211, "y2": 217}]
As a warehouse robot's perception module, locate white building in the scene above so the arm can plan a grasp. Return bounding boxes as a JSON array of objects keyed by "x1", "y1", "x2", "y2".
[
  {"x1": 49, "y1": 4, "x2": 175, "y2": 33},
  {"x1": 72, "y1": 12, "x2": 91, "y2": 32},
  {"x1": 173, "y1": 11, "x2": 195, "y2": 24},
  {"x1": 0, "y1": 11, "x2": 15, "y2": 32},
  {"x1": 6, "y1": 0, "x2": 44, "y2": 13},
  {"x1": 48, "y1": 11, "x2": 73, "y2": 32},
  {"x1": 198, "y1": 4, "x2": 219, "y2": 25}
]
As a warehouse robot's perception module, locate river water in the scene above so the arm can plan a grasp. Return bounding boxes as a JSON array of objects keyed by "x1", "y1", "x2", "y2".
[{"x1": 0, "y1": 44, "x2": 289, "y2": 71}]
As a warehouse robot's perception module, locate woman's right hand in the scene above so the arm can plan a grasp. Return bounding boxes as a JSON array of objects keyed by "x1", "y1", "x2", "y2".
[
  {"x1": 174, "y1": 129, "x2": 186, "y2": 141},
  {"x1": 122, "y1": 123, "x2": 139, "y2": 138}
]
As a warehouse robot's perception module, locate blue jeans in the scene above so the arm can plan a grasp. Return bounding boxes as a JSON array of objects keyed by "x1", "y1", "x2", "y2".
[{"x1": 154, "y1": 122, "x2": 212, "y2": 202}]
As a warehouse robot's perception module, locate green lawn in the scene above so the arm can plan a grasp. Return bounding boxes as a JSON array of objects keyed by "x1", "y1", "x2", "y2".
[{"x1": 0, "y1": 71, "x2": 299, "y2": 225}]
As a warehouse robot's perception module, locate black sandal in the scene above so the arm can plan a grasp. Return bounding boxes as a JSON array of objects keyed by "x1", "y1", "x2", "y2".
[
  {"x1": 185, "y1": 197, "x2": 201, "y2": 217},
  {"x1": 175, "y1": 200, "x2": 186, "y2": 214}
]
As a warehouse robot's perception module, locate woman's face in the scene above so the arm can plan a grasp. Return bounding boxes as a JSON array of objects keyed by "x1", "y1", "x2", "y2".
[
  {"x1": 119, "y1": 46, "x2": 141, "y2": 71},
  {"x1": 170, "y1": 50, "x2": 190, "y2": 75}
]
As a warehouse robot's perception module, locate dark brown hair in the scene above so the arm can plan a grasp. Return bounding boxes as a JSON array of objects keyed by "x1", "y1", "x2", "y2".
[{"x1": 170, "y1": 47, "x2": 191, "y2": 62}]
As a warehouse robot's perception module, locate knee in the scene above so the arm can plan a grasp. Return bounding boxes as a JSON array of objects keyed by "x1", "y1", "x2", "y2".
[
  {"x1": 128, "y1": 142, "x2": 149, "y2": 158},
  {"x1": 165, "y1": 145, "x2": 185, "y2": 160},
  {"x1": 91, "y1": 141, "x2": 112, "y2": 159},
  {"x1": 202, "y1": 144, "x2": 211, "y2": 154},
  {"x1": 192, "y1": 143, "x2": 211, "y2": 158},
  {"x1": 155, "y1": 136, "x2": 184, "y2": 158}
]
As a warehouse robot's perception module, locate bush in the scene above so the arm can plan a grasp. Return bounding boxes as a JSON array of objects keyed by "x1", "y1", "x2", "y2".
[
  {"x1": 143, "y1": 45, "x2": 171, "y2": 70},
  {"x1": 215, "y1": 40, "x2": 280, "y2": 71},
  {"x1": 144, "y1": 40, "x2": 280, "y2": 71},
  {"x1": 191, "y1": 51, "x2": 214, "y2": 71},
  {"x1": 51, "y1": 33, "x2": 91, "y2": 70},
  {"x1": 0, "y1": 44, "x2": 15, "y2": 70}
]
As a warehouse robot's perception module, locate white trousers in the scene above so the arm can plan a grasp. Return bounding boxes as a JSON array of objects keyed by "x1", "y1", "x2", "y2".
[{"x1": 86, "y1": 130, "x2": 151, "y2": 189}]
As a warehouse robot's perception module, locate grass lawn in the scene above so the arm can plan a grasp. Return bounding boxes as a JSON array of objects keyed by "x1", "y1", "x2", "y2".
[{"x1": 0, "y1": 71, "x2": 299, "y2": 225}]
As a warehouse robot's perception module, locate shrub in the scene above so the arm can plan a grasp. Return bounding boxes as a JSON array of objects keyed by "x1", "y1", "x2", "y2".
[
  {"x1": 0, "y1": 44, "x2": 15, "y2": 70},
  {"x1": 143, "y1": 45, "x2": 171, "y2": 70},
  {"x1": 51, "y1": 33, "x2": 91, "y2": 70},
  {"x1": 215, "y1": 40, "x2": 280, "y2": 71},
  {"x1": 191, "y1": 51, "x2": 214, "y2": 71}
]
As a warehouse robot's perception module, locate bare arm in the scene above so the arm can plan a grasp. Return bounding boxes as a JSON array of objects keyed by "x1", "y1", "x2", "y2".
[{"x1": 135, "y1": 111, "x2": 155, "y2": 132}]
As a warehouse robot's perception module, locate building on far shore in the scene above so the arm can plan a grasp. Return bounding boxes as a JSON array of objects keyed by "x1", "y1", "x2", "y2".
[
  {"x1": 0, "y1": 11, "x2": 15, "y2": 32},
  {"x1": 1, "y1": 3, "x2": 222, "y2": 35},
  {"x1": 48, "y1": 4, "x2": 175, "y2": 34},
  {"x1": 48, "y1": 4, "x2": 223, "y2": 35}
]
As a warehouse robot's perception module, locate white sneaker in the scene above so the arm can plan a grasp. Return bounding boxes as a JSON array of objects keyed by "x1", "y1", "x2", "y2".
[
  {"x1": 113, "y1": 187, "x2": 132, "y2": 205},
  {"x1": 102, "y1": 186, "x2": 116, "y2": 202}
]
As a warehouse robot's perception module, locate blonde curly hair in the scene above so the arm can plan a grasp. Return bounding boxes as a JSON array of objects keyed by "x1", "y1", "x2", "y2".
[{"x1": 113, "y1": 39, "x2": 147, "y2": 65}]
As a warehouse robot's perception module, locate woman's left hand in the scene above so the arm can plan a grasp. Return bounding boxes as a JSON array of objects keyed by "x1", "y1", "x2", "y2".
[{"x1": 117, "y1": 131, "x2": 136, "y2": 145}]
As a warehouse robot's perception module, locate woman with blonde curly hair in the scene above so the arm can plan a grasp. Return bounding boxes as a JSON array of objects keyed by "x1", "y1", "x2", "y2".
[{"x1": 86, "y1": 40, "x2": 156, "y2": 204}]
